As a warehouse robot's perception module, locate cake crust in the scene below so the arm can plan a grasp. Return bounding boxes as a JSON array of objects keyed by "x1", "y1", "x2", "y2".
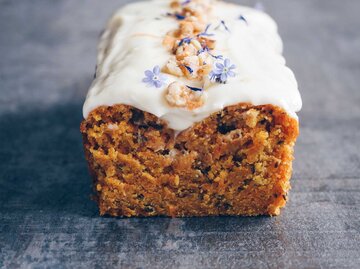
[{"x1": 80, "y1": 103, "x2": 299, "y2": 217}]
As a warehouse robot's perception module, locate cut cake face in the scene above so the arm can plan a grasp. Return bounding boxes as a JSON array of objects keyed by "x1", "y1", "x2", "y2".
[{"x1": 81, "y1": 103, "x2": 298, "y2": 217}]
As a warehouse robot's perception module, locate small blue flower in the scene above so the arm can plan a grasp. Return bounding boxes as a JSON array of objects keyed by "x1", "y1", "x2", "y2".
[
  {"x1": 209, "y1": 58, "x2": 236, "y2": 83},
  {"x1": 142, "y1": 66, "x2": 167, "y2": 88}
]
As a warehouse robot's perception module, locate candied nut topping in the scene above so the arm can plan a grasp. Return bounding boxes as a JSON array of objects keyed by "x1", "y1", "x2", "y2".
[
  {"x1": 164, "y1": 56, "x2": 184, "y2": 77},
  {"x1": 165, "y1": 81, "x2": 205, "y2": 109},
  {"x1": 142, "y1": 0, "x2": 237, "y2": 110},
  {"x1": 160, "y1": 0, "x2": 221, "y2": 106}
]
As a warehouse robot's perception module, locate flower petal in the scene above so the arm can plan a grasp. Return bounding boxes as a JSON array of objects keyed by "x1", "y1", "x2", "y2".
[
  {"x1": 229, "y1": 64, "x2": 236, "y2": 70},
  {"x1": 224, "y1": 58, "x2": 230, "y2": 67},
  {"x1": 145, "y1": 70, "x2": 153, "y2": 77},
  {"x1": 220, "y1": 73, "x2": 228, "y2": 82},
  {"x1": 213, "y1": 69, "x2": 223, "y2": 75},
  {"x1": 142, "y1": 77, "x2": 152, "y2": 83},
  {"x1": 154, "y1": 80, "x2": 163, "y2": 88},
  {"x1": 153, "y1": 65, "x2": 160, "y2": 75},
  {"x1": 216, "y1": 63, "x2": 224, "y2": 69},
  {"x1": 227, "y1": 71, "x2": 236, "y2": 77},
  {"x1": 209, "y1": 72, "x2": 217, "y2": 80}
]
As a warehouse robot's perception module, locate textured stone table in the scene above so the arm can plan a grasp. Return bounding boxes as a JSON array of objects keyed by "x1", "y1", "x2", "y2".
[{"x1": 0, "y1": 0, "x2": 359, "y2": 268}]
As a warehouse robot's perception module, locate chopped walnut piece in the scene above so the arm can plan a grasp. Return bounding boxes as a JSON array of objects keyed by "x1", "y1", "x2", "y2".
[
  {"x1": 165, "y1": 81, "x2": 205, "y2": 110},
  {"x1": 182, "y1": 55, "x2": 200, "y2": 78},
  {"x1": 245, "y1": 109, "x2": 260, "y2": 128},
  {"x1": 170, "y1": 1, "x2": 180, "y2": 9},
  {"x1": 191, "y1": 39, "x2": 202, "y2": 50},
  {"x1": 163, "y1": 35, "x2": 176, "y2": 51},
  {"x1": 198, "y1": 64, "x2": 212, "y2": 77},
  {"x1": 199, "y1": 37, "x2": 216, "y2": 50},
  {"x1": 164, "y1": 56, "x2": 183, "y2": 77},
  {"x1": 175, "y1": 43, "x2": 198, "y2": 60},
  {"x1": 179, "y1": 21, "x2": 194, "y2": 37}
]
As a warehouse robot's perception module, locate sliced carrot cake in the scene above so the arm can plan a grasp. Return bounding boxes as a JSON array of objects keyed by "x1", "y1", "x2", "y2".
[{"x1": 80, "y1": 0, "x2": 302, "y2": 217}]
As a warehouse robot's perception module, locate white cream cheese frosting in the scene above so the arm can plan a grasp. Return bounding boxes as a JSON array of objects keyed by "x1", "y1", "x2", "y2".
[{"x1": 83, "y1": 0, "x2": 302, "y2": 131}]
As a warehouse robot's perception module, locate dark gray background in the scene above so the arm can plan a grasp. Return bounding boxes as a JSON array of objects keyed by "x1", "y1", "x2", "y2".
[{"x1": 0, "y1": 0, "x2": 359, "y2": 268}]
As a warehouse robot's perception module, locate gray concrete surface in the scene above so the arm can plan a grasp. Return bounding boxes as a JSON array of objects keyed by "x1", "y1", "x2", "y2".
[{"x1": 0, "y1": 0, "x2": 359, "y2": 268}]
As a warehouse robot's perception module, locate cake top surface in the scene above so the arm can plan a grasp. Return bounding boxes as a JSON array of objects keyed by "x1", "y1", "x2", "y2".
[{"x1": 83, "y1": 0, "x2": 302, "y2": 131}]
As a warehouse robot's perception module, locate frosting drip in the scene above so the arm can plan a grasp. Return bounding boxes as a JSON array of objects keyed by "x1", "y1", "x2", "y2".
[{"x1": 83, "y1": 0, "x2": 302, "y2": 131}]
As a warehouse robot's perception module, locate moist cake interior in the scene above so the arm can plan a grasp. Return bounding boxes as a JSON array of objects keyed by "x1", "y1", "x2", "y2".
[{"x1": 81, "y1": 103, "x2": 298, "y2": 217}]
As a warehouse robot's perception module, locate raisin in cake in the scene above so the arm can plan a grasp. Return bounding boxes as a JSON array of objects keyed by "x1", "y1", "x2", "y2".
[{"x1": 80, "y1": 0, "x2": 302, "y2": 217}]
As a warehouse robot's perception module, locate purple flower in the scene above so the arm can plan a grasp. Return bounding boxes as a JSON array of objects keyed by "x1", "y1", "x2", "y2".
[
  {"x1": 142, "y1": 66, "x2": 167, "y2": 88},
  {"x1": 209, "y1": 58, "x2": 236, "y2": 83}
]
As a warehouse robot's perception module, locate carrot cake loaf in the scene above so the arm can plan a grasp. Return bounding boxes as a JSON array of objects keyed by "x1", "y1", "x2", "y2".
[{"x1": 80, "y1": 0, "x2": 302, "y2": 217}]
